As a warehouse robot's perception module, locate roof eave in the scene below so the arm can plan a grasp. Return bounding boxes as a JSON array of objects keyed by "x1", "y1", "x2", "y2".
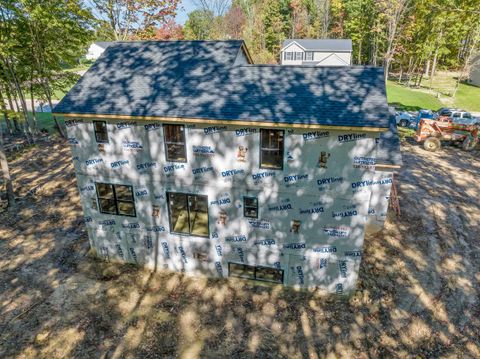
[{"x1": 53, "y1": 112, "x2": 389, "y2": 132}]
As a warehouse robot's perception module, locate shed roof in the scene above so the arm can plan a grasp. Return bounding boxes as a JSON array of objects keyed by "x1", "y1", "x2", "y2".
[
  {"x1": 54, "y1": 40, "x2": 389, "y2": 129},
  {"x1": 282, "y1": 39, "x2": 352, "y2": 52}
]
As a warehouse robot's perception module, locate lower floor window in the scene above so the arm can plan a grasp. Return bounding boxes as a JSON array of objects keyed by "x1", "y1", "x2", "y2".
[
  {"x1": 228, "y1": 262, "x2": 284, "y2": 284},
  {"x1": 95, "y1": 182, "x2": 136, "y2": 217},
  {"x1": 167, "y1": 192, "x2": 209, "y2": 237}
]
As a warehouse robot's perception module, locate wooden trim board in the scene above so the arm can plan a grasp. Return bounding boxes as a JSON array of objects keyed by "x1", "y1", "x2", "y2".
[{"x1": 54, "y1": 112, "x2": 388, "y2": 133}]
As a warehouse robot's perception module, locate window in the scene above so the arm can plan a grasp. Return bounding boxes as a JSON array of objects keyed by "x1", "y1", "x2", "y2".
[
  {"x1": 285, "y1": 52, "x2": 293, "y2": 61},
  {"x1": 93, "y1": 121, "x2": 108, "y2": 143},
  {"x1": 305, "y1": 52, "x2": 314, "y2": 61},
  {"x1": 167, "y1": 192, "x2": 209, "y2": 237},
  {"x1": 95, "y1": 183, "x2": 136, "y2": 217},
  {"x1": 228, "y1": 263, "x2": 284, "y2": 284},
  {"x1": 260, "y1": 129, "x2": 284, "y2": 170},
  {"x1": 294, "y1": 52, "x2": 303, "y2": 60},
  {"x1": 164, "y1": 124, "x2": 186, "y2": 162},
  {"x1": 243, "y1": 197, "x2": 258, "y2": 218},
  {"x1": 463, "y1": 113, "x2": 472, "y2": 119}
]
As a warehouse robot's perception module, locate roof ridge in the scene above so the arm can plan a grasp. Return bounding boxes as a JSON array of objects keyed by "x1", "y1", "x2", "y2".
[{"x1": 109, "y1": 39, "x2": 243, "y2": 44}]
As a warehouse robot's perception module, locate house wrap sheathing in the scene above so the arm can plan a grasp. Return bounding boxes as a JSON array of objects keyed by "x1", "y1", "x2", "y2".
[{"x1": 54, "y1": 40, "x2": 401, "y2": 294}]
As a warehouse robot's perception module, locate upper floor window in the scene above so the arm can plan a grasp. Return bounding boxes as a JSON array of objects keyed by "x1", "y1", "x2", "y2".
[
  {"x1": 284, "y1": 52, "x2": 293, "y2": 60},
  {"x1": 260, "y1": 129, "x2": 284, "y2": 170},
  {"x1": 243, "y1": 197, "x2": 258, "y2": 218},
  {"x1": 93, "y1": 121, "x2": 108, "y2": 143},
  {"x1": 167, "y1": 192, "x2": 209, "y2": 237},
  {"x1": 96, "y1": 182, "x2": 136, "y2": 217},
  {"x1": 305, "y1": 52, "x2": 314, "y2": 61},
  {"x1": 163, "y1": 124, "x2": 186, "y2": 162},
  {"x1": 294, "y1": 52, "x2": 303, "y2": 61}
]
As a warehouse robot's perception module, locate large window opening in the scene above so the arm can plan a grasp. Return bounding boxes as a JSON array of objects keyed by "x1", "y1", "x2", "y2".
[
  {"x1": 164, "y1": 124, "x2": 186, "y2": 162},
  {"x1": 260, "y1": 129, "x2": 284, "y2": 170},
  {"x1": 95, "y1": 183, "x2": 136, "y2": 217},
  {"x1": 228, "y1": 263, "x2": 284, "y2": 284},
  {"x1": 167, "y1": 192, "x2": 209, "y2": 237}
]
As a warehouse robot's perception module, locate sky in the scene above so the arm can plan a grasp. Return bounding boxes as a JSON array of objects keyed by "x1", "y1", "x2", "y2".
[{"x1": 175, "y1": 0, "x2": 199, "y2": 25}]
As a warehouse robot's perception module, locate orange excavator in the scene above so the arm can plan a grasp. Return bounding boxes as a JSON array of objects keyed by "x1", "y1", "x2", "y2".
[{"x1": 414, "y1": 116, "x2": 479, "y2": 152}]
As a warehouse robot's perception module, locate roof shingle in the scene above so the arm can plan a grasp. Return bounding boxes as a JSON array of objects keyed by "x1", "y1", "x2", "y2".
[{"x1": 54, "y1": 40, "x2": 389, "y2": 128}]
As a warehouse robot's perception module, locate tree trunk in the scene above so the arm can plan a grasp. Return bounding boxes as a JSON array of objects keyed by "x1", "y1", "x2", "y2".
[
  {"x1": 42, "y1": 78, "x2": 65, "y2": 138},
  {"x1": 0, "y1": 85, "x2": 13, "y2": 135},
  {"x1": 429, "y1": 47, "x2": 439, "y2": 89},
  {"x1": 3, "y1": 84, "x2": 19, "y2": 132},
  {"x1": 357, "y1": 40, "x2": 362, "y2": 65},
  {"x1": 453, "y1": 25, "x2": 480, "y2": 98},
  {"x1": 30, "y1": 74, "x2": 38, "y2": 133},
  {"x1": 0, "y1": 116, "x2": 15, "y2": 209},
  {"x1": 416, "y1": 70, "x2": 424, "y2": 87},
  {"x1": 1, "y1": 56, "x2": 35, "y2": 142},
  {"x1": 398, "y1": 65, "x2": 403, "y2": 84},
  {"x1": 385, "y1": 58, "x2": 392, "y2": 81}
]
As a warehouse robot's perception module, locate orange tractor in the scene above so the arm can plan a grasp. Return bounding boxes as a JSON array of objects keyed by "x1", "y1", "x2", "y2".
[{"x1": 414, "y1": 117, "x2": 479, "y2": 152}]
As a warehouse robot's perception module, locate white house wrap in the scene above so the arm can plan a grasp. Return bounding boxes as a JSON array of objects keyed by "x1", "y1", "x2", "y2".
[{"x1": 55, "y1": 40, "x2": 401, "y2": 294}]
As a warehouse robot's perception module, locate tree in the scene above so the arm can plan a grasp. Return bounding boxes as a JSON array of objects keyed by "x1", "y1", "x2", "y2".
[
  {"x1": 224, "y1": 4, "x2": 246, "y2": 39},
  {"x1": 0, "y1": 113, "x2": 15, "y2": 209},
  {"x1": 262, "y1": 0, "x2": 290, "y2": 54},
  {"x1": 376, "y1": 0, "x2": 411, "y2": 78},
  {"x1": 155, "y1": 18, "x2": 184, "y2": 40},
  {"x1": 89, "y1": 0, "x2": 181, "y2": 40},
  {"x1": 184, "y1": 9, "x2": 215, "y2": 40}
]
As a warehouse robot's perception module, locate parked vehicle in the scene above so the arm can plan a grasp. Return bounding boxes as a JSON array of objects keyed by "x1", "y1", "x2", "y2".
[
  {"x1": 413, "y1": 110, "x2": 435, "y2": 128},
  {"x1": 436, "y1": 108, "x2": 478, "y2": 125},
  {"x1": 395, "y1": 111, "x2": 414, "y2": 127},
  {"x1": 415, "y1": 117, "x2": 479, "y2": 152}
]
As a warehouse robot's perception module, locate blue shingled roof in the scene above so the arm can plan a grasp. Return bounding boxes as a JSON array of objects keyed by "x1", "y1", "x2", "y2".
[{"x1": 54, "y1": 40, "x2": 390, "y2": 129}]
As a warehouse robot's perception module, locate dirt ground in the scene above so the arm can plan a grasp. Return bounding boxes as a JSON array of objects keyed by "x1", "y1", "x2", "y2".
[{"x1": 0, "y1": 137, "x2": 479, "y2": 359}]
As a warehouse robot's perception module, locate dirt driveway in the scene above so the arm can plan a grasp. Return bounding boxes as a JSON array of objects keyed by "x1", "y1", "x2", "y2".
[{"x1": 1, "y1": 138, "x2": 479, "y2": 358}]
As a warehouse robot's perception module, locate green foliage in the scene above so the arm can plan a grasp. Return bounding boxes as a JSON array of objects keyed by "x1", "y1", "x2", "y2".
[
  {"x1": 183, "y1": 9, "x2": 215, "y2": 40},
  {"x1": 0, "y1": 0, "x2": 95, "y2": 137}
]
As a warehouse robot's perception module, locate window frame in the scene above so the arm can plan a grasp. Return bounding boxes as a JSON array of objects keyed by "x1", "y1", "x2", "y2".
[
  {"x1": 294, "y1": 52, "x2": 303, "y2": 61},
  {"x1": 95, "y1": 182, "x2": 136, "y2": 217},
  {"x1": 228, "y1": 262, "x2": 284, "y2": 284},
  {"x1": 93, "y1": 120, "x2": 109, "y2": 144},
  {"x1": 163, "y1": 124, "x2": 187, "y2": 163},
  {"x1": 166, "y1": 191, "x2": 209, "y2": 238},
  {"x1": 305, "y1": 51, "x2": 314, "y2": 61},
  {"x1": 259, "y1": 128, "x2": 285, "y2": 170},
  {"x1": 243, "y1": 196, "x2": 258, "y2": 219},
  {"x1": 285, "y1": 52, "x2": 293, "y2": 61}
]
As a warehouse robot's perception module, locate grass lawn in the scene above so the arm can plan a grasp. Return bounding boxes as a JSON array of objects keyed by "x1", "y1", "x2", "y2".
[
  {"x1": 452, "y1": 82, "x2": 480, "y2": 112},
  {"x1": 1, "y1": 112, "x2": 64, "y2": 134},
  {"x1": 386, "y1": 80, "x2": 443, "y2": 111},
  {"x1": 388, "y1": 71, "x2": 480, "y2": 112}
]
